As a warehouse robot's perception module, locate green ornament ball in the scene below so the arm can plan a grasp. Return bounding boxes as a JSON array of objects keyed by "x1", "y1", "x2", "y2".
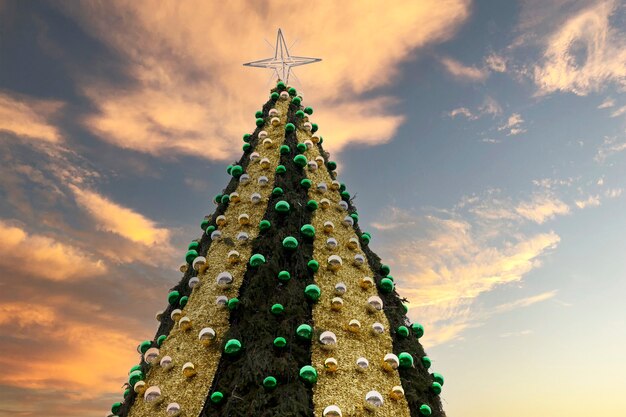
[
  {"x1": 273, "y1": 337, "x2": 287, "y2": 348},
  {"x1": 304, "y1": 106, "x2": 313, "y2": 115},
  {"x1": 300, "y1": 178, "x2": 312, "y2": 189},
  {"x1": 188, "y1": 241, "x2": 199, "y2": 250},
  {"x1": 272, "y1": 187, "x2": 284, "y2": 196},
  {"x1": 157, "y1": 335, "x2": 167, "y2": 346},
  {"x1": 300, "y1": 224, "x2": 315, "y2": 238},
  {"x1": 179, "y1": 296, "x2": 189, "y2": 307},
  {"x1": 200, "y1": 218, "x2": 210, "y2": 231},
  {"x1": 167, "y1": 290, "x2": 180, "y2": 305},
  {"x1": 288, "y1": 87, "x2": 297, "y2": 96},
  {"x1": 226, "y1": 164, "x2": 233, "y2": 174},
  {"x1": 422, "y1": 356, "x2": 432, "y2": 369},
  {"x1": 327, "y1": 161, "x2": 337, "y2": 170},
  {"x1": 259, "y1": 219, "x2": 271, "y2": 231},
  {"x1": 275, "y1": 200, "x2": 290, "y2": 213},
  {"x1": 220, "y1": 194, "x2": 230, "y2": 204},
  {"x1": 271, "y1": 303, "x2": 285, "y2": 315},
  {"x1": 380, "y1": 278, "x2": 395, "y2": 293},
  {"x1": 111, "y1": 402, "x2": 122, "y2": 414},
  {"x1": 128, "y1": 369, "x2": 144, "y2": 386},
  {"x1": 340, "y1": 191, "x2": 350, "y2": 200},
  {"x1": 227, "y1": 298, "x2": 239, "y2": 310},
  {"x1": 282, "y1": 236, "x2": 299, "y2": 250},
  {"x1": 292, "y1": 96, "x2": 302, "y2": 106},
  {"x1": 307, "y1": 259, "x2": 319, "y2": 272},
  {"x1": 275, "y1": 164, "x2": 286, "y2": 174},
  {"x1": 277, "y1": 270, "x2": 291, "y2": 282},
  {"x1": 285, "y1": 123, "x2": 295, "y2": 132},
  {"x1": 230, "y1": 165, "x2": 243, "y2": 177},
  {"x1": 224, "y1": 339, "x2": 242, "y2": 355},
  {"x1": 304, "y1": 284, "x2": 321, "y2": 301},
  {"x1": 299, "y1": 365, "x2": 318, "y2": 384},
  {"x1": 296, "y1": 324, "x2": 313, "y2": 340},
  {"x1": 276, "y1": 81, "x2": 286, "y2": 90},
  {"x1": 296, "y1": 110, "x2": 305, "y2": 118},
  {"x1": 431, "y1": 381, "x2": 442, "y2": 395},
  {"x1": 432, "y1": 372, "x2": 444, "y2": 386},
  {"x1": 205, "y1": 225, "x2": 216, "y2": 235},
  {"x1": 242, "y1": 143, "x2": 251, "y2": 151},
  {"x1": 255, "y1": 110, "x2": 263, "y2": 118},
  {"x1": 306, "y1": 200, "x2": 318, "y2": 211},
  {"x1": 185, "y1": 249, "x2": 198, "y2": 264},
  {"x1": 249, "y1": 253, "x2": 266, "y2": 267},
  {"x1": 296, "y1": 142, "x2": 307, "y2": 153},
  {"x1": 280, "y1": 144, "x2": 290, "y2": 155},
  {"x1": 210, "y1": 391, "x2": 224, "y2": 404},
  {"x1": 263, "y1": 375, "x2": 278, "y2": 389},
  {"x1": 293, "y1": 154, "x2": 308, "y2": 168},
  {"x1": 255, "y1": 117, "x2": 264, "y2": 127},
  {"x1": 399, "y1": 352, "x2": 414, "y2": 368},
  {"x1": 243, "y1": 133, "x2": 251, "y2": 142},
  {"x1": 380, "y1": 264, "x2": 391, "y2": 275},
  {"x1": 412, "y1": 323, "x2": 425, "y2": 338},
  {"x1": 420, "y1": 405, "x2": 432, "y2": 416},
  {"x1": 129, "y1": 364, "x2": 142, "y2": 374},
  {"x1": 397, "y1": 325, "x2": 409, "y2": 338},
  {"x1": 270, "y1": 91, "x2": 279, "y2": 100}
]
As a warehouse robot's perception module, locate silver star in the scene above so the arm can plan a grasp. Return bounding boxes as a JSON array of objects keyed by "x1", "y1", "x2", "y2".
[{"x1": 244, "y1": 28, "x2": 321, "y2": 84}]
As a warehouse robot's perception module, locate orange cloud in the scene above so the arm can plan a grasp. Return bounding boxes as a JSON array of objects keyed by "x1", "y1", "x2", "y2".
[
  {"x1": 70, "y1": 185, "x2": 171, "y2": 246},
  {"x1": 440, "y1": 56, "x2": 489, "y2": 82},
  {"x1": 0, "y1": 91, "x2": 64, "y2": 143},
  {"x1": 533, "y1": 0, "x2": 626, "y2": 95},
  {"x1": 58, "y1": 0, "x2": 470, "y2": 159},
  {"x1": 0, "y1": 219, "x2": 107, "y2": 281}
]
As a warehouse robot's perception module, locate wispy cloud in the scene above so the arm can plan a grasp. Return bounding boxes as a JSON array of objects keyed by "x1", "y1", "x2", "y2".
[
  {"x1": 485, "y1": 53, "x2": 507, "y2": 73},
  {"x1": 595, "y1": 135, "x2": 626, "y2": 162},
  {"x1": 610, "y1": 105, "x2": 626, "y2": 118},
  {"x1": 440, "y1": 56, "x2": 489, "y2": 82},
  {"x1": 0, "y1": 219, "x2": 107, "y2": 281},
  {"x1": 59, "y1": 0, "x2": 471, "y2": 159},
  {"x1": 70, "y1": 185, "x2": 171, "y2": 246},
  {"x1": 532, "y1": 0, "x2": 626, "y2": 95},
  {"x1": 598, "y1": 97, "x2": 615, "y2": 109},
  {"x1": 0, "y1": 91, "x2": 64, "y2": 143},
  {"x1": 447, "y1": 96, "x2": 502, "y2": 120},
  {"x1": 575, "y1": 194, "x2": 601, "y2": 209},
  {"x1": 498, "y1": 113, "x2": 527, "y2": 136}
]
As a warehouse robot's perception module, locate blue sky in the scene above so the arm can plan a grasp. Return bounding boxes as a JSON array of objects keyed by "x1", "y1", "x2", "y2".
[{"x1": 0, "y1": 0, "x2": 625, "y2": 416}]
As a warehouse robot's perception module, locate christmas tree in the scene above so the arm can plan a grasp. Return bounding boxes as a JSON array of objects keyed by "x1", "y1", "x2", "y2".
[{"x1": 110, "y1": 30, "x2": 445, "y2": 417}]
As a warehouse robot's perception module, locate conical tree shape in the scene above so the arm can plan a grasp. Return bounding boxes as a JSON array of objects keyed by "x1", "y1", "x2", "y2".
[{"x1": 111, "y1": 82, "x2": 445, "y2": 417}]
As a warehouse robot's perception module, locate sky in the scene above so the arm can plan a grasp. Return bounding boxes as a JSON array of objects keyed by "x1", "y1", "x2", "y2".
[{"x1": 0, "y1": 0, "x2": 625, "y2": 416}]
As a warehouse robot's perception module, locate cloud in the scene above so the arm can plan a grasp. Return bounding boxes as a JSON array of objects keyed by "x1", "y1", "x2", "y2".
[
  {"x1": 440, "y1": 56, "x2": 489, "y2": 82},
  {"x1": 57, "y1": 0, "x2": 471, "y2": 160},
  {"x1": 447, "y1": 96, "x2": 502, "y2": 120},
  {"x1": 595, "y1": 135, "x2": 626, "y2": 162},
  {"x1": 514, "y1": 192, "x2": 570, "y2": 223},
  {"x1": 575, "y1": 194, "x2": 601, "y2": 208},
  {"x1": 532, "y1": 0, "x2": 626, "y2": 95},
  {"x1": 0, "y1": 91, "x2": 64, "y2": 143},
  {"x1": 485, "y1": 53, "x2": 507, "y2": 72},
  {"x1": 498, "y1": 113, "x2": 526, "y2": 136},
  {"x1": 370, "y1": 195, "x2": 562, "y2": 345},
  {"x1": 610, "y1": 105, "x2": 626, "y2": 118},
  {"x1": 70, "y1": 185, "x2": 171, "y2": 246},
  {"x1": 448, "y1": 107, "x2": 477, "y2": 120},
  {"x1": 598, "y1": 97, "x2": 615, "y2": 108},
  {"x1": 0, "y1": 219, "x2": 107, "y2": 281},
  {"x1": 492, "y1": 290, "x2": 558, "y2": 313}
]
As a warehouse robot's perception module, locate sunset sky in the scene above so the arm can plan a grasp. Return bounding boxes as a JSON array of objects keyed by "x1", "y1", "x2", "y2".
[{"x1": 1, "y1": 0, "x2": 626, "y2": 416}]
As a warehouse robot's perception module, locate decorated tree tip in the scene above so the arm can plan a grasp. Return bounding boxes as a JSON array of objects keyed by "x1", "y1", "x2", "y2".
[
  {"x1": 275, "y1": 200, "x2": 290, "y2": 213},
  {"x1": 273, "y1": 337, "x2": 287, "y2": 348},
  {"x1": 255, "y1": 117, "x2": 265, "y2": 127},
  {"x1": 277, "y1": 270, "x2": 291, "y2": 282},
  {"x1": 271, "y1": 303, "x2": 284, "y2": 315},
  {"x1": 210, "y1": 391, "x2": 224, "y2": 404},
  {"x1": 167, "y1": 290, "x2": 180, "y2": 305},
  {"x1": 294, "y1": 154, "x2": 308, "y2": 167},
  {"x1": 304, "y1": 284, "x2": 321, "y2": 301},
  {"x1": 296, "y1": 323, "x2": 313, "y2": 340},
  {"x1": 300, "y1": 224, "x2": 316, "y2": 238},
  {"x1": 282, "y1": 236, "x2": 299, "y2": 250},
  {"x1": 263, "y1": 376, "x2": 278, "y2": 389},
  {"x1": 224, "y1": 339, "x2": 242, "y2": 355},
  {"x1": 412, "y1": 322, "x2": 425, "y2": 338},
  {"x1": 420, "y1": 404, "x2": 432, "y2": 416},
  {"x1": 299, "y1": 365, "x2": 318, "y2": 384},
  {"x1": 259, "y1": 219, "x2": 271, "y2": 231},
  {"x1": 379, "y1": 278, "x2": 395, "y2": 293},
  {"x1": 307, "y1": 259, "x2": 319, "y2": 272},
  {"x1": 285, "y1": 123, "x2": 296, "y2": 132},
  {"x1": 249, "y1": 253, "x2": 266, "y2": 267},
  {"x1": 300, "y1": 178, "x2": 312, "y2": 189},
  {"x1": 276, "y1": 81, "x2": 286, "y2": 90},
  {"x1": 396, "y1": 325, "x2": 409, "y2": 338}
]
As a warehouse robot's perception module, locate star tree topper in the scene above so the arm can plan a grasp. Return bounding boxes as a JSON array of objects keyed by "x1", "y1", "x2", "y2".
[{"x1": 244, "y1": 29, "x2": 321, "y2": 84}]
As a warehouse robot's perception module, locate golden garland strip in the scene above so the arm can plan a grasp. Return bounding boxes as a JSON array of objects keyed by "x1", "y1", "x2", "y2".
[
  {"x1": 128, "y1": 99, "x2": 290, "y2": 417},
  {"x1": 296, "y1": 128, "x2": 411, "y2": 417}
]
